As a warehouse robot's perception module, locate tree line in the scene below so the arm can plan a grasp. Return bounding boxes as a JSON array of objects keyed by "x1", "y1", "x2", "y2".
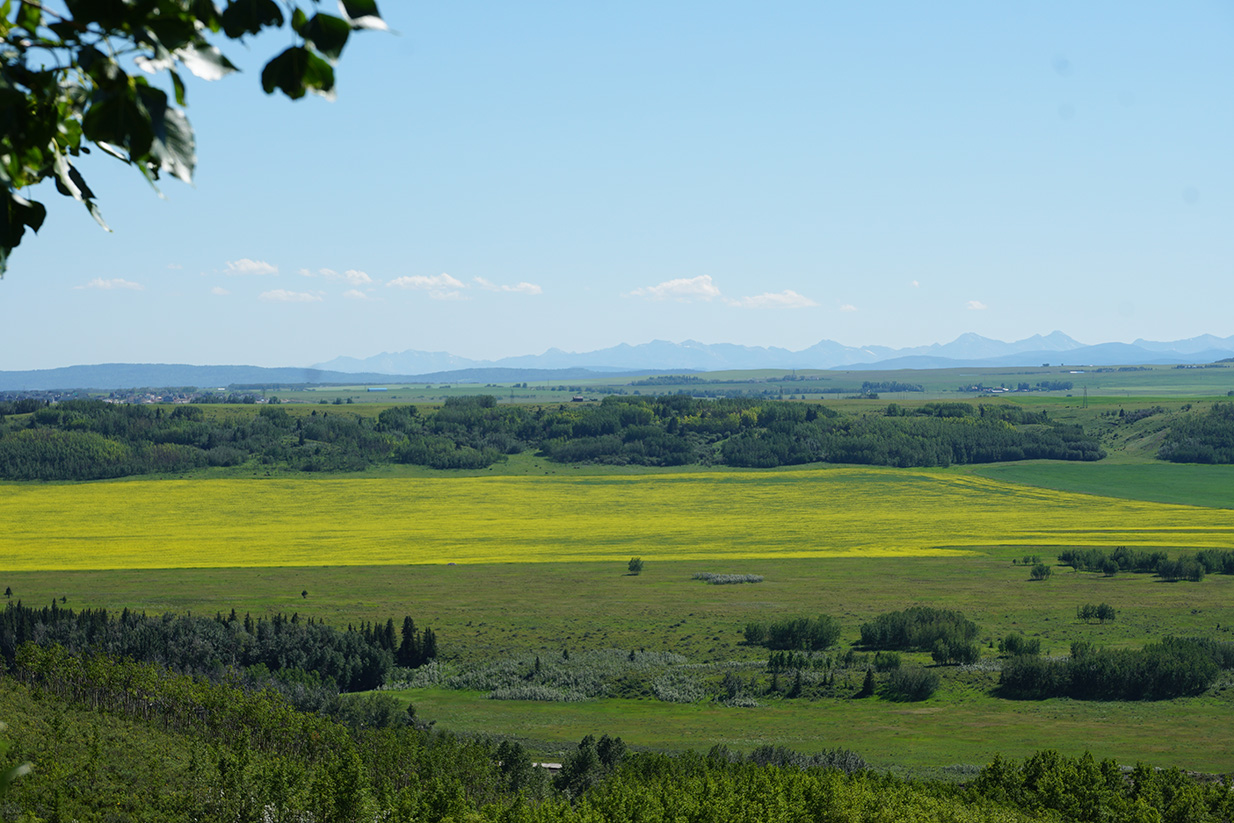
[
  {"x1": 0, "y1": 394, "x2": 1105, "y2": 480},
  {"x1": 998, "y1": 637, "x2": 1234, "y2": 700},
  {"x1": 1159, "y1": 401, "x2": 1234, "y2": 463},
  {"x1": 0, "y1": 601, "x2": 436, "y2": 697},
  {"x1": 5, "y1": 645, "x2": 1232, "y2": 822},
  {"x1": 1058, "y1": 546, "x2": 1233, "y2": 582}
]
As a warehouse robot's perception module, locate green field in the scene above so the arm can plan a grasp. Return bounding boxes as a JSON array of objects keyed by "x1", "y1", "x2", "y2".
[{"x1": 7, "y1": 411, "x2": 1234, "y2": 775}]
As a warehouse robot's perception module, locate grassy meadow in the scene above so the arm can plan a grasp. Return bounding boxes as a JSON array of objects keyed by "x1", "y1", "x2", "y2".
[{"x1": 7, "y1": 381, "x2": 1234, "y2": 774}]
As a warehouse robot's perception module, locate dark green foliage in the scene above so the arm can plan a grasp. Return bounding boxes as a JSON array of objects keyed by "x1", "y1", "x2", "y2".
[
  {"x1": 881, "y1": 667, "x2": 939, "y2": 701},
  {"x1": 999, "y1": 637, "x2": 1233, "y2": 700},
  {"x1": 973, "y1": 749, "x2": 1234, "y2": 823},
  {"x1": 1159, "y1": 402, "x2": 1234, "y2": 463},
  {"x1": 1029, "y1": 563, "x2": 1051, "y2": 580},
  {"x1": 1156, "y1": 555, "x2": 1206, "y2": 582},
  {"x1": 628, "y1": 557, "x2": 644, "y2": 575},
  {"x1": 1059, "y1": 546, "x2": 1171, "y2": 575},
  {"x1": 4, "y1": 645, "x2": 1234, "y2": 822},
  {"x1": 998, "y1": 634, "x2": 1042, "y2": 656},
  {"x1": 744, "y1": 615, "x2": 841, "y2": 651},
  {"x1": 859, "y1": 606, "x2": 979, "y2": 653},
  {"x1": 856, "y1": 668, "x2": 876, "y2": 698},
  {"x1": 1076, "y1": 604, "x2": 1117, "y2": 624},
  {"x1": 0, "y1": 601, "x2": 435, "y2": 693},
  {"x1": 0, "y1": 395, "x2": 1107, "y2": 480}
]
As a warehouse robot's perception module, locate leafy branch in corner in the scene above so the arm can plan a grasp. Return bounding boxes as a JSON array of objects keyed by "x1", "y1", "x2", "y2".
[{"x1": 0, "y1": 0, "x2": 385, "y2": 273}]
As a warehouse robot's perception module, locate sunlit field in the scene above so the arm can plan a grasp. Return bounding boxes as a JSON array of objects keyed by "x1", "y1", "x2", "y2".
[{"x1": 6, "y1": 468, "x2": 1234, "y2": 571}]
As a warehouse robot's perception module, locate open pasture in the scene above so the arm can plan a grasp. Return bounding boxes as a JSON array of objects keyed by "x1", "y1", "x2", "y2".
[{"x1": 5, "y1": 468, "x2": 1234, "y2": 572}]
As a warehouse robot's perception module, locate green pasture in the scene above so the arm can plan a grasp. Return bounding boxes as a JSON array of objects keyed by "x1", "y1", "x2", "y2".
[
  {"x1": 974, "y1": 461, "x2": 1234, "y2": 508},
  {"x1": 208, "y1": 362, "x2": 1234, "y2": 406},
  {"x1": 392, "y1": 685, "x2": 1234, "y2": 775},
  {"x1": 6, "y1": 551, "x2": 1234, "y2": 773}
]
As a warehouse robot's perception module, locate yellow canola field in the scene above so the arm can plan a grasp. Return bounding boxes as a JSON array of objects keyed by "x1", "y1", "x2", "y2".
[{"x1": 3, "y1": 468, "x2": 1233, "y2": 571}]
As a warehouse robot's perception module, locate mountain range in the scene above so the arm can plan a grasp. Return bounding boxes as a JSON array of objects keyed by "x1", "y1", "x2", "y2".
[
  {"x1": 3, "y1": 333, "x2": 1233, "y2": 391},
  {"x1": 314, "y1": 332, "x2": 1234, "y2": 375}
]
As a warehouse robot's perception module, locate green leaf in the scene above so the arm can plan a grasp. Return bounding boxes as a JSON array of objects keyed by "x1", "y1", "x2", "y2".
[
  {"x1": 170, "y1": 70, "x2": 187, "y2": 107},
  {"x1": 179, "y1": 42, "x2": 238, "y2": 81},
  {"x1": 150, "y1": 105, "x2": 196, "y2": 185},
  {"x1": 221, "y1": 0, "x2": 285, "y2": 39},
  {"x1": 302, "y1": 14, "x2": 351, "y2": 62},
  {"x1": 291, "y1": 7, "x2": 308, "y2": 34},
  {"x1": 261, "y1": 47, "x2": 336, "y2": 101},
  {"x1": 0, "y1": 190, "x2": 47, "y2": 252},
  {"x1": 340, "y1": 0, "x2": 386, "y2": 30},
  {"x1": 15, "y1": 1, "x2": 41, "y2": 32},
  {"x1": 82, "y1": 85, "x2": 155, "y2": 159}
]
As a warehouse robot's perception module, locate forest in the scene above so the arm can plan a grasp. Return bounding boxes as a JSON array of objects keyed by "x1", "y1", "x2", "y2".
[
  {"x1": 0, "y1": 395, "x2": 1106, "y2": 479},
  {"x1": 4, "y1": 642, "x2": 1234, "y2": 822}
]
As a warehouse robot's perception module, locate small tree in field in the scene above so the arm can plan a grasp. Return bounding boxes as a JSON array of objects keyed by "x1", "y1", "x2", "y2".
[
  {"x1": 1030, "y1": 563, "x2": 1052, "y2": 581},
  {"x1": 628, "y1": 557, "x2": 644, "y2": 575}
]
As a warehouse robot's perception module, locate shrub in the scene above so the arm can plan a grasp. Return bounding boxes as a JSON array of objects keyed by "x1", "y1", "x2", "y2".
[
  {"x1": 859, "y1": 606, "x2": 978, "y2": 652},
  {"x1": 882, "y1": 667, "x2": 939, "y2": 701},
  {"x1": 999, "y1": 634, "x2": 1042, "y2": 656},
  {"x1": 1030, "y1": 563, "x2": 1052, "y2": 581},
  {"x1": 628, "y1": 557, "x2": 644, "y2": 575}
]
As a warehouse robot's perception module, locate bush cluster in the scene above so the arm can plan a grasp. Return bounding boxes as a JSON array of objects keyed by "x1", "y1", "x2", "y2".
[{"x1": 999, "y1": 637, "x2": 1234, "y2": 700}]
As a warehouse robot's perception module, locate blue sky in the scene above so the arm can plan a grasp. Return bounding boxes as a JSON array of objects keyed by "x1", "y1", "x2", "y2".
[{"x1": 3, "y1": 1, "x2": 1231, "y2": 369}]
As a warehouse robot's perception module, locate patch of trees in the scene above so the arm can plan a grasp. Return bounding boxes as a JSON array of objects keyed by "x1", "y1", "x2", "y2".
[
  {"x1": 998, "y1": 633, "x2": 1041, "y2": 656},
  {"x1": 1076, "y1": 603, "x2": 1117, "y2": 623},
  {"x1": 6, "y1": 644, "x2": 1234, "y2": 821},
  {"x1": 999, "y1": 637, "x2": 1234, "y2": 700},
  {"x1": 743, "y1": 616, "x2": 842, "y2": 651},
  {"x1": 862, "y1": 381, "x2": 923, "y2": 393},
  {"x1": 0, "y1": 601, "x2": 436, "y2": 695},
  {"x1": 880, "y1": 667, "x2": 939, "y2": 701},
  {"x1": 859, "y1": 606, "x2": 980, "y2": 664},
  {"x1": 1058, "y1": 546, "x2": 1223, "y2": 582},
  {"x1": 0, "y1": 394, "x2": 1107, "y2": 479},
  {"x1": 1158, "y1": 401, "x2": 1234, "y2": 463}
]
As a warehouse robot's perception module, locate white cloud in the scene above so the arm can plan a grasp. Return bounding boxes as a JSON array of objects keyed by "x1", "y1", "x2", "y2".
[
  {"x1": 728, "y1": 290, "x2": 817, "y2": 309},
  {"x1": 76, "y1": 278, "x2": 143, "y2": 291},
  {"x1": 210, "y1": 286, "x2": 230, "y2": 296},
  {"x1": 628, "y1": 275, "x2": 722, "y2": 302},
  {"x1": 299, "y1": 267, "x2": 374, "y2": 286},
  {"x1": 473, "y1": 276, "x2": 542, "y2": 295},
  {"x1": 966, "y1": 300, "x2": 988, "y2": 311},
  {"x1": 839, "y1": 303, "x2": 857, "y2": 312},
  {"x1": 911, "y1": 280, "x2": 920, "y2": 287},
  {"x1": 166, "y1": 263, "x2": 183, "y2": 270},
  {"x1": 342, "y1": 289, "x2": 370, "y2": 300},
  {"x1": 260, "y1": 289, "x2": 322, "y2": 303},
  {"x1": 225, "y1": 258, "x2": 278, "y2": 275},
  {"x1": 387, "y1": 273, "x2": 466, "y2": 300}
]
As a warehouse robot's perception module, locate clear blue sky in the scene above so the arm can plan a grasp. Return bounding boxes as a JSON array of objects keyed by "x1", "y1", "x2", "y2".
[{"x1": 3, "y1": 1, "x2": 1231, "y2": 369}]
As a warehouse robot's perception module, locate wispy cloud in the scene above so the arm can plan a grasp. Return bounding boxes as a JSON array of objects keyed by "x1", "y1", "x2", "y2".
[
  {"x1": 210, "y1": 286, "x2": 230, "y2": 296},
  {"x1": 76, "y1": 278, "x2": 143, "y2": 291},
  {"x1": 166, "y1": 263, "x2": 183, "y2": 270},
  {"x1": 728, "y1": 290, "x2": 817, "y2": 309},
  {"x1": 839, "y1": 303, "x2": 857, "y2": 312},
  {"x1": 911, "y1": 280, "x2": 920, "y2": 287},
  {"x1": 225, "y1": 258, "x2": 278, "y2": 276},
  {"x1": 342, "y1": 289, "x2": 370, "y2": 300},
  {"x1": 966, "y1": 300, "x2": 988, "y2": 311},
  {"x1": 473, "y1": 276, "x2": 542, "y2": 295},
  {"x1": 387, "y1": 273, "x2": 466, "y2": 300},
  {"x1": 628, "y1": 275, "x2": 722, "y2": 302},
  {"x1": 260, "y1": 289, "x2": 322, "y2": 303},
  {"x1": 299, "y1": 267, "x2": 374, "y2": 286}
]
